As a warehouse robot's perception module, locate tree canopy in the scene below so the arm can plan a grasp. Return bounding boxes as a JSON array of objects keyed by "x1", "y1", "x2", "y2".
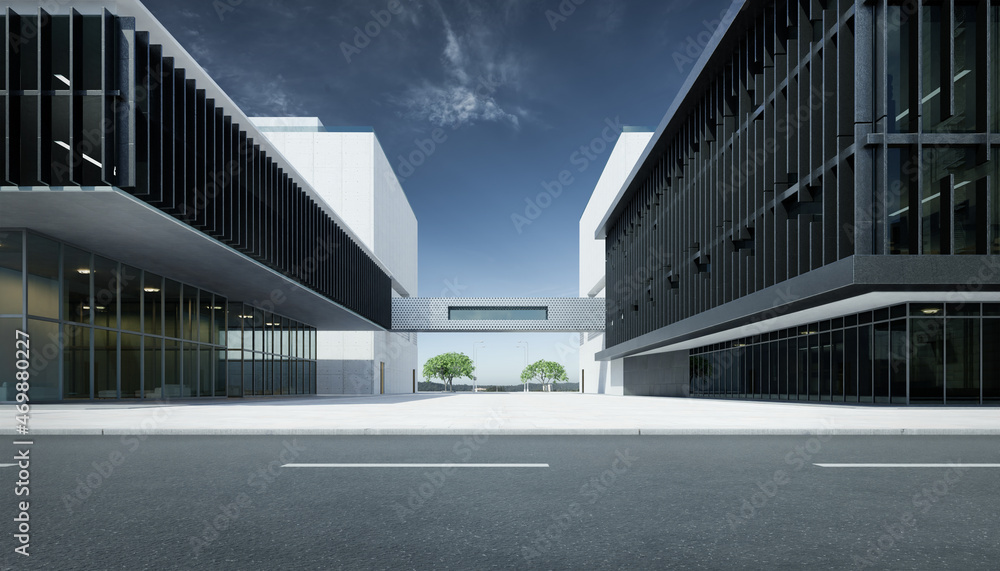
[
  {"x1": 422, "y1": 352, "x2": 475, "y2": 392},
  {"x1": 520, "y1": 360, "x2": 568, "y2": 392}
]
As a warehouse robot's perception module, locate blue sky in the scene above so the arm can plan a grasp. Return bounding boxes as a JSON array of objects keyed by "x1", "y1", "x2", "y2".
[{"x1": 143, "y1": 0, "x2": 734, "y2": 385}]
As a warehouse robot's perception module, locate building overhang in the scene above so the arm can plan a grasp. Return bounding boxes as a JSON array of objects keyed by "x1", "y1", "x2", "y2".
[
  {"x1": 594, "y1": 0, "x2": 750, "y2": 240},
  {"x1": 0, "y1": 187, "x2": 384, "y2": 331},
  {"x1": 597, "y1": 255, "x2": 1000, "y2": 361}
]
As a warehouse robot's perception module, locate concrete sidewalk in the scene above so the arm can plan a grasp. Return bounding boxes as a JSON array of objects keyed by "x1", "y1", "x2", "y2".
[{"x1": 5, "y1": 393, "x2": 1000, "y2": 435}]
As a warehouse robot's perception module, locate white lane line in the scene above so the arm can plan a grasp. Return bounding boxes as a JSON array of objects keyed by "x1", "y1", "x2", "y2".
[
  {"x1": 815, "y1": 463, "x2": 1000, "y2": 468},
  {"x1": 0, "y1": 464, "x2": 15, "y2": 468},
  {"x1": 281, "y1": 463, "x2": 549, "y2": 468}
]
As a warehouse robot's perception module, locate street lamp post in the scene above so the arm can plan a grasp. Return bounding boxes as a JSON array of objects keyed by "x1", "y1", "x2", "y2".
[
  {"x1": 473, "y1": 341, "x2": 486, "y2": 392},
  {"x1": 515, "y1": 341, "x2": 528, "y2": 392}
]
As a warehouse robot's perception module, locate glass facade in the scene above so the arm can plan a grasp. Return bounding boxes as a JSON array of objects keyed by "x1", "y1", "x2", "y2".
[
  {"x1": 0, "y1": 230, "x2": 316, "y2": 401},
  {"x1": 691, "y1": 303, "x2": 1000, "y2": 405}
]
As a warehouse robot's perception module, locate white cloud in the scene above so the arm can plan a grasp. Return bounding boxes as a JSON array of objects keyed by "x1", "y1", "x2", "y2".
[{"x1": 391, "y1": 2, "x2": 524, "y2": 130}]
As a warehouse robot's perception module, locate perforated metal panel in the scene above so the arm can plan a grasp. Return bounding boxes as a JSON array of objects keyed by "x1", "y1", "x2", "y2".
[{"x1": 392, "y1": 298, "x2": 605, "y2": 332}]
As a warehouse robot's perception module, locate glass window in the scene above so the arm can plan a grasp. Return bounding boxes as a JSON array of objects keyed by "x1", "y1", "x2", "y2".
[
  {"x1": 45, "y1": 95, "x2": 72, "y2": 185},
  {"x1": 63, "y1": 324, "x2": 90, "y2": 399},
  {"x1": 858, "y1": 325, "x2": 874, "y2": 402},
  {"x1": 164, "y1": 339, "x2": 181, "y2": 398},
  {"x1": 910, "y1": 318, "x2": 945, "y2": 403},
  {"x1": 946, "y1": 318, "x2": 980, "y2": 403},
  {"x1": 121, "y1": 333, "x2": 141, "y2": 399},
  {"x1": 181, "y1": 286, "x2": 198, "y2": 341},
  {"x1": 183, "y1": 343, "x2": 198, "y2": 397},
  {"x1": 143, "y1": 272, "x2": 163, "y2": 336},
  {"x1": 92, "y1": 256, "x2": 119, "y2": 329},
  {"x1": 844, "y1": 327, "x2": 858, "y2": 402},
  {"x1": 198, "y1": 291, "x2": 212, "y2": 344},
  {"x1": 0, "y1": 231, "x2": 23, "y2": 315},
  {"x1": 216, "y1": 348, "x2": 227, "y2": 397},
  {"x1": 993, "y1": 5, "x2": 1000, "y2": 133},
  {"x1": 120, "y1": 265, "x2": 142, "y2": 332},
  {"x1": 42, "y1": 16, "x2": 70, "y2": 91},
  {"x1": 890, "y1": 320, "x2": 908, "y2": 403},
  {"x1": 199, "y1": 347, "x2": 213, "y2": 397},
  {"x1": 214, "y1": 295, "x2": 227, "y2": 346},
  {"x1": 886, "y1": 4, "x2": 916, "y2": 133},
  {"x1": 911, "y1": 303, "x2": 944, "y2": 317},
  {"x1": 14, "y1": 16, "x2": 39, "y2": 90},
  {"x1": 992, "y1": 148, "x2": 1000, "y2": 255},
  {"x1": 448, "y1": 307, "x2": 548, "y2": 320},
  {"x1": 952, "y1": 3, "x2": 979, "y2": 132},
  {"x1": 163, "y1": 279, "x2": 181, "y2": 339},
  {"x1": 63, "y1": 246, "x2": 91, "y2": 324},
  {"x1": 26, "y1": 234, "x2": 60, "y2": 319},
  {"x1": 27, "y1": 319, "x2": 60, "y2": 401},
  {"x1": 984, "y1": 319, "x2": 1000, "y2": 402},
  {"x1": 777, "y1": 339, "x2": 789, "y2": 400},
  {"x1": 820, "y1": 332, "x2": 832, "y2": 401},
  {"x1": 873, "y1": 323, "x2": 890, "y2": 403},
  {"x1": 94, "y1": 328, "x2": 117, "y2": 398},
  {"x1": 144, "y1": 336, "x2": 162, "y2": 399},
  {"x1": 769, "y1": 341, "x2": 778, "y2": 399},
  {"x1": 77, "y1": 16, "x2": 103, "y2": 91},
  {"x1": 919, "y1": 147, "x2": 979, "y2": 255},
  {"x1": 793, "y1": 336, "x2": 806, "y2": 400},
  {"x1": 832, "y1": 330, "x2": 845, "y2": 402},
  {"x1": 0, "y1": 318, "x2": 21, "y2": 401},
  {"x1": 921, "y1": 3, "x2": 946, "y2": 132}
]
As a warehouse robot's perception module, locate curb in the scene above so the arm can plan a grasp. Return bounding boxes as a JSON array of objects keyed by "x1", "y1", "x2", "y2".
[{"x1": 3, "y1": 428, "x2": 1000, "y2": 436}]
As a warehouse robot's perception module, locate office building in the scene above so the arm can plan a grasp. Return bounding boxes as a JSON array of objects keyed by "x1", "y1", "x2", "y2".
[{"x1": 590, "y1": 0, "x2": 1000, "y2": 404}]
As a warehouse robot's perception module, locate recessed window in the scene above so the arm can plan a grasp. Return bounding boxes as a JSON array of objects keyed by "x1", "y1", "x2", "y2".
[{"x1": 448, "y1": 307, "x2": 547, "y2": 320}]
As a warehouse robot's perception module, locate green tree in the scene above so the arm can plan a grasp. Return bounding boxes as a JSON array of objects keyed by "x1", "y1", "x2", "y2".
[
  {"x1": 520, "y1": 360, "x2": 568, "y2": 392},
  {"x1": 422, "y1": 352, "x2": 475, "y2": 392}
]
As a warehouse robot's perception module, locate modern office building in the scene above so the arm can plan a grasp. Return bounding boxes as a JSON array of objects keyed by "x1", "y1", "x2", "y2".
[
  {"x1": 252, "y1": 117, "x2": 418, "y2": 394},
  {"x1": 591, "y1": 0, "x2": 1000, "y2": 404},
  {"x1": 579, "y1": 127, "x2": 653, "y2": 395},
  {"x1": 0, "y1": 0, "x2": 416, "y2": 400}
]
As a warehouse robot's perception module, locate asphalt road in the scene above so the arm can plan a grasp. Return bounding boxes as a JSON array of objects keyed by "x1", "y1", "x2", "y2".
[{"x1": 0, "y1": 435, "x2": 997, "y2": 570}]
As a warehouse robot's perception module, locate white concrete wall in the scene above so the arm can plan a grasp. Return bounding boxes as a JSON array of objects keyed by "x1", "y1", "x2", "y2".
[
  {"x1": 253, "y1": 117, "x2": 419, "y2": 395},
  {"x1": 579, "y1": 131, "x2": 654, "y2": 297},
  {"x1": 373, "y1": 138, "x2": 418, "y2": 296},
  {"x1": 578, "y1": 130, "x2": 652, "y2": 394}
]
